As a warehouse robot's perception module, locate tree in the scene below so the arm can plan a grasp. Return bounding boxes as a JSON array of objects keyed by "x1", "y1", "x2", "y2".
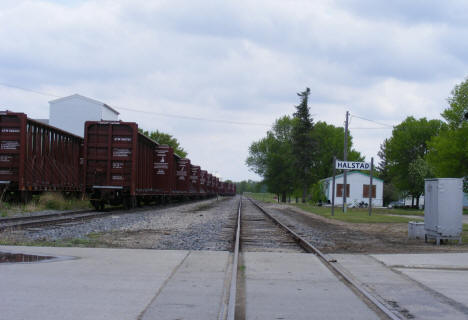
[
  {"x1": 246, "y1": 116, "x2": 296, "y2": 202},
  {"x1": 407, "y1": 156, "x2": 433, "y2": 207},
  {"x1": 291, "y1": 88, "x2": 316, "y2": 202},
  {"x1": 139, "y1": 129, "x2": 188, "y2": 157},
  {"x1": 385, "y1": 116, "x2": 445, "y2": 203},
  {"x1": 377, "y1": 139, "x2": 400, "y2": 205},
  {"x1": 442, "y1": 77, "x2": 468, "y2": 129},
  {"x1": 427, "y1": 77, "x2": 468, "y2": 192},
  {"x1": 311, "y1": 121, "x2": 363, "y2": 179}
]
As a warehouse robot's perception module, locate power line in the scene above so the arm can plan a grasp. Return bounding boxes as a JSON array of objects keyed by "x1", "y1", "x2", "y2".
[
  {"x1": 350, "y1": 114, "x2": 394, "y2": 128},
  {"x1": 116, "y1": 106, "x2": 271, "y2": 127},
  {"x1": 0, "y1": 82, "x2": 60, "y2": 98},
  {"x1": 349, "y1": 127, "x2": 393, "y2": 130},
  {"x1": 0, "y1": 82, "x2": 270, "y2": 127}
]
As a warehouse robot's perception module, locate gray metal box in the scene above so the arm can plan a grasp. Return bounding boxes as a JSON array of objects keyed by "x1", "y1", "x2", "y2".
[{"x1": 424, "y1": 178, "x2": 463, "y2": 244}]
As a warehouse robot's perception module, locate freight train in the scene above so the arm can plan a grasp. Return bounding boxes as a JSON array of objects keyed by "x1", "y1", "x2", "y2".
[{"x1": 0, "y1": 111, "x2": 236, "y2": 209}]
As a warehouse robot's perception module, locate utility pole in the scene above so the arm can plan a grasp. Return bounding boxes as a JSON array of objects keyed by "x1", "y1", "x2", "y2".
[{"x1": 343, "y1": 111, "x2": 349, "y2": 213}]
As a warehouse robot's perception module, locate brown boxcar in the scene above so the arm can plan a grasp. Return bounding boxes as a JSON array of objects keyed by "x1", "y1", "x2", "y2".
[
  {"x1": 0, "y1": 111, "x2": 83, "y2": 202},
  {"x1": 190, "y1": 165, "x2": 200, "y2": 194},
  {"x1": 174, "y1": 158, "x2": 191, "y2": 195},
  {"x1": 206, "y1": 173, "x2": 213, "y2": 195},
  {"x1": 199, "y1": 169, "x2": 207, "y2": 194},
  {"x1": 153, "y1": 144, "x2": 177, "y2": 195},
  {"x1": 84, "y1": 120, "x2": 173, "y2": 208}
]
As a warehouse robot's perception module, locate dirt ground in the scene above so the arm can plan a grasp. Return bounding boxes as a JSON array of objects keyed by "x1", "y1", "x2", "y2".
[{"x1": 265, "y1": 203, "x2": 468, "y2": 254}]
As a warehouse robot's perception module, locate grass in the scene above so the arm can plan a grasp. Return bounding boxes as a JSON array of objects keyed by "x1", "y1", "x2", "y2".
[
  {"x1": 0, "y1": 232, "x2": 106, "y2": 248},
  {"x1": 464, "y1": 208, "x2": 468, "y2": 215},
  {"x1": 246, "y1": 192, "x2": 423, "y2": 223},
  {"x1": 463, "y1": 224, "x2": 468, "y2": 243},
  {"x1": 0, "y1": 192, "x2": 91, "y2": 218},
  {"x1": 295, "y1": 203, "x2": 423, "y2": 223}
]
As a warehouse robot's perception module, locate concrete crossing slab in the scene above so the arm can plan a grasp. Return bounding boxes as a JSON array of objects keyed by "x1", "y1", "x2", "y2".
[
  {"x1": 0, "y1": 246, "x2": 228, "y2": 320},
  {"x1": 242, "y1": 252, "x2": 378, "y2": 320},
  {"x1": 332, "y1": 253, "x2": 468, "y2": 320}
]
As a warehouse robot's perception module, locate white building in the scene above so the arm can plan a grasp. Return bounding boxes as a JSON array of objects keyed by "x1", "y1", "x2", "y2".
[
  {"x1": 49, "y1": 94, "x2": 119, "y2": 137},
  {"x1": 321, "y1": 171, "x2": 384, "y2": 207}
]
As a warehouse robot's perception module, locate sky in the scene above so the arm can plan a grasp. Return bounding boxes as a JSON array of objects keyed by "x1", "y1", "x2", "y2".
[{"x1": 1, "y1": 0, "x2": 467, "y2": 182}]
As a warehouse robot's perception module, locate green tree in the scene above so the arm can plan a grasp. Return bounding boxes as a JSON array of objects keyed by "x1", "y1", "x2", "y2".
[
  {"x1": 385, "y1": 116, "x2": 445, "y2": 203},
  {"x1": 139, "y1": 129, "x2": 188, "y2": 157},
  {"x1": 407, "y1": 156, "x2": 433, "y2": 207},
  {"x1": 291, "y1": 88, "x2": 316, "y2": 202},
  {"x1": 311, "y1": 121, "x2": 363, "y2": 179},
  {"x1": 442, "y1": 78, "x2": 468, "y2": 129},
  {"x1": 427, "y1": 77, "x2": 468, "y2": 192},
  {"x1": 377, "y1": 139, "x2": 400, "y2": 205},
  {"x1": 246, "y1": 116, "x2": 296, "y2": 202}
]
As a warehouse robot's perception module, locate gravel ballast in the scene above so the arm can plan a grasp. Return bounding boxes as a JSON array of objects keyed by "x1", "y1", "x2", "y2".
[{"x1": 0, "y1": 196, "x2": 239, "y2": 251}]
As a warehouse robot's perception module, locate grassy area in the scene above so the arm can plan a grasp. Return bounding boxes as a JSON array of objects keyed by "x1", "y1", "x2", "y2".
[
  {"x1": 463, "y1": 224, "x2": 468, "y2": 243},
  {"x1": 0, "y1": 192, "x2": 91, "y2": 218},
  {"x1": 294, "y1": 203, "x2": 423, "y2": 223},
  {"x1": 0, "y1": 232, "x2": 106, "y2": 248},
  {"x1": 246, "y1": 192, "x2": 423, "y2": 223}
]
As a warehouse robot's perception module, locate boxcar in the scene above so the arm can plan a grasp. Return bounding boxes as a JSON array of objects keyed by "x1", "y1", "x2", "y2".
[
  {"x1": 152, "y1": 144, "x2": 178, "y2": 201},
  {"x1": 83, "y1": 120, "x2": 175, "y2": 209},
  {"x1": 199, "y1": 169, "x2": 207, "y2": 195},
  {"x1": 0, "y1": 111, "x2": 83, "y2": 202},
  {"x1": 190, "y1": 165, "x2": 200, "y2": 195}
]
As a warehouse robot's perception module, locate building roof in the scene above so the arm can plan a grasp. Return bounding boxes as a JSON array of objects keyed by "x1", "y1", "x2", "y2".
[
  {"x1": 49, "y1": 94, "x2": 120, "y2": 115},
  {"x1": 321, "y1": 171, "x2": 384, "y2": 183}
]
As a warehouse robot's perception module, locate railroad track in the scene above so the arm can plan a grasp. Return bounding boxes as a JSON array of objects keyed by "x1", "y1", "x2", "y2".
[
  {"x1": 0, "y1": 209, "x2": 116, "y2": 231},
  {"x1": 0, "y1": 198, "x2": 209, "y2": 231},
  {"x1": 224, "y1": 196, "x2": 401, "y2": 320}
]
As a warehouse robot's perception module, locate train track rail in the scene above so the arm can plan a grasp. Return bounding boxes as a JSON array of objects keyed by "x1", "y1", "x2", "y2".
[
  {"x1": 0, "y1": 198, "x2": 210, "y2": 231},
  {"x1": 0, "y1": 209, "x2": 115, "y2": 231},
  {"x1": 224, "y1": 196, "x2": 400, "y2": 320}
]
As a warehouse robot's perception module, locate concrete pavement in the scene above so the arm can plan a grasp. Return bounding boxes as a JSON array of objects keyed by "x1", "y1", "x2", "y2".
[
  {"x1": 2, "y1": 246, "x2": 468, "y2": 320},
  {"x1": 332, "y1": 253, "x2": 468, "y2": 319}
]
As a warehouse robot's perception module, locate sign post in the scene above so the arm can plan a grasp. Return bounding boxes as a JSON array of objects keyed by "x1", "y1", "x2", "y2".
[
  {"x1": 334, "y1": 160, "x2": 373, "y2": 214},
  {"x1": 368, "y1": 157, "x2": 373, "y2": 216},
  {"x1": 331, "y1": 156, "x2": 336, "y2": 216}
]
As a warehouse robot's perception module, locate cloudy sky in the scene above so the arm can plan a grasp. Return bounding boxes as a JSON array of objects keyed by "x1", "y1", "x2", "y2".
[{"x1": 1, "y1": 0, "x2": 467, "y2": 181}]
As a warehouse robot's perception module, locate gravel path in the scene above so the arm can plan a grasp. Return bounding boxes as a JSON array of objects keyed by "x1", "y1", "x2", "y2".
[{"x1": 0, "y1": 196, "x2": 239, "y2": 251}]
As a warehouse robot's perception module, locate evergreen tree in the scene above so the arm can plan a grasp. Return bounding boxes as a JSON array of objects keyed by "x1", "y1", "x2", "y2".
[{"x1": 291, "y1": 88, "x2": 316, "y2": 202}]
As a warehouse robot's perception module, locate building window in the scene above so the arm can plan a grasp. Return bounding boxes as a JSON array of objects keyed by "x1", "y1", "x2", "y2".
[
  {"x1": 337, "y1": 184, "x2": 350, "y2": 197},
  {"x1": 363, "y1": 184, "x2": 376, "y2": 198}
]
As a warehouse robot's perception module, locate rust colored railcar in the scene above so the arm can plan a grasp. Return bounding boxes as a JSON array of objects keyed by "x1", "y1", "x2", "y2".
[
  {"x1": 190, "y1": 165, "x2": 200, "y2": 195},
  {"x1": 84, "y1": 120, "x2": 177, "y2": 209},
  {"x1": 174, "y1": 158, "x2": 191, "y2": 195},
  {"x1": 199, "y1": 169, "x2": 207, "y2": 195},
  {"x1": 219, "y1": 181, "x2": 227, "y2": 195},
  {"x1": 153, "y1": 144, "x2": 177, "y2": 196},
  {"x1": 214, "y1": 177, "x2": 220, "y2": 194},
  {"x1": 0, "y1": 111, "x2": 83, "y2": 202},
  {"x1": 206, "y1": 173, "x2": 213, "y2": 195}
]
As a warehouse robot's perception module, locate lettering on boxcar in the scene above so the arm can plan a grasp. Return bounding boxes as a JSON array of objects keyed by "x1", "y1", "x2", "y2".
[
  {"x1": 112, "y1": 162, "x2": 124, "y2": 169},
  {"x1": 1, "y1": 141, "x2": 19, "y2": 150},
  {"x1": 1, "y1": 128, "x2": 20, "y2": 133},
  {"x1": 112, "y1": 148, "x2": 131, "y2": 157},
  {"x1": 113, "y1": 137, "x2": 132, "y2": 142}
]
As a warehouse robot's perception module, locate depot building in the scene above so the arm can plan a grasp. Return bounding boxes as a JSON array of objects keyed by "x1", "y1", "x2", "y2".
[{"x1": 321, "y1": 171, "x2": 384, "y2": 207}]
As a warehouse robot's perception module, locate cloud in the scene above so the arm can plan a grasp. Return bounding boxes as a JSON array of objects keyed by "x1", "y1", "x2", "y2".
[{"x1": 1, "y1": 0, "x2": 468, "y2": 181}]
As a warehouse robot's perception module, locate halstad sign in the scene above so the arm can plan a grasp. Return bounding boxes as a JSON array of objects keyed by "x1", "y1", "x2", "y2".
[{"x1": 336, "y1": 160, "x2": 371, "y2": 170}]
